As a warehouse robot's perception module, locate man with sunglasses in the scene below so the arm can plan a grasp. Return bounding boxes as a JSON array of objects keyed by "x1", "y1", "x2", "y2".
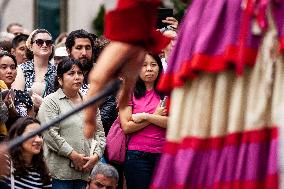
[{"x1": 87, "y1": 163, "x2": 118, "y2": 189}]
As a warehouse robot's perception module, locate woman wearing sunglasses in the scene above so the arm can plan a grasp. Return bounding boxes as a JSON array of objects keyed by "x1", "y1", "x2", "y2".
[{"x1": 13, "y1": 29, "x2": 56, "y2": 112}]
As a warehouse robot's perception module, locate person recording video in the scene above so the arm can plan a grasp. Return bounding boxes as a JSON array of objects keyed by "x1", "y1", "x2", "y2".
[{"x1": 156, "y1": 8, "x2": 178, "y2": 71}]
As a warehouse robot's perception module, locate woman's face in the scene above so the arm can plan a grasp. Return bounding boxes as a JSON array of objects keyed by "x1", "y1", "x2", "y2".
[
  {"x1": 59, "y1": 64, "x2": 84, "y2": 92},
  {"x1": 139, "y1": 54, "x2": 160, "y2": 85},
  {"x1": 31, "y1": 32, "x2": 53, "y2": 58},
  {"x1": 0, "y1": 56, "x2": 17, "y2": 88},
  {"x1": 21, "y1": 123, "x2": 43, "y2": 156}
]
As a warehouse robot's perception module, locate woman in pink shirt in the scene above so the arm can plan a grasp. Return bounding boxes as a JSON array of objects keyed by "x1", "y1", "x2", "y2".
[{"x1": 119, "y1": 53, "x2": 168, "y2": 189}]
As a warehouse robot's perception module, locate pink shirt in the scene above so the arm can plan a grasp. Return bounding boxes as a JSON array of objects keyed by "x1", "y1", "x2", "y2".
[{"x1": 128, "y1": 90, "x2": 166, "y2": 153}]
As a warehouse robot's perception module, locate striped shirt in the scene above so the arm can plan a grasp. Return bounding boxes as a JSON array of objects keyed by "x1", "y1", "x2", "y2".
[{"x1": 3, "y1": 167, "x2": 52, "y2": 189}]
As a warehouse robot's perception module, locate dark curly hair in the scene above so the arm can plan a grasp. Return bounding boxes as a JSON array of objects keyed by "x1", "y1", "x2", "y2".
[
  {"x1": 134, "y1": 53, "x2": 164, "y2": 99},
  {"x1": 65, "y1": 29, "x2": 95, "y2": 55},
  {"x1": 93, "y1": 35, "x2": 110, "y2": 63},
  {"x1": 8, "y1": 116, "x2": 51, "y2": 185},
  {"x1": 12, "y1": 34, "x2": 29, "y2": 48}
]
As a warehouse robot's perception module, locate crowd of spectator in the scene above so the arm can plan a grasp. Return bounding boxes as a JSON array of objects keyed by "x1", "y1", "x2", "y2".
[{"x1": 0, "y1": 12, "x2": 178, "y2": 188}]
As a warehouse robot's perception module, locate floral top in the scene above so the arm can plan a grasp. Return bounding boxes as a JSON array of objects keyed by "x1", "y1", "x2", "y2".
[
  {"x1": 19, "y1": 60, "x2": 57, "y2": 97},
  {"x1": 79, "y1": 83, "x2": 89, "y2": 96},
  {"x1": 14, "y1": 89, "x2": 33, "y2": 116}
]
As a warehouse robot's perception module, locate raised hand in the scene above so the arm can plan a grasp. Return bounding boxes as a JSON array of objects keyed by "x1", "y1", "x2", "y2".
[{"x1": 162, "y1": 17, "x2": 179, "y2": 29}]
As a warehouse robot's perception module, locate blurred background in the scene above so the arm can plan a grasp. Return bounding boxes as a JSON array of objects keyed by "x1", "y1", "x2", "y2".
[
  {"x1": 0, "y1": 0, "x2": 189, "y2": 38},
  {"x1": 0, "y1": 0, "x2": 103, "y2": 38}
]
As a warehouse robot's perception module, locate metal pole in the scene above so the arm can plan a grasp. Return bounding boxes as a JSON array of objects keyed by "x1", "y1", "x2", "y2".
[{"x1": 6, "y1": 79, "x2": 122, "y2": 150}]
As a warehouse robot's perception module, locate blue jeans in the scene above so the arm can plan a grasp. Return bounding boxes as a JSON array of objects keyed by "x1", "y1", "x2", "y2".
[
  {"x1": 52, "y1": 179, "x2": 87, "y2": 189},
  {"x1": 124, "y1": 150, "x2": 160, "y2": 189}
]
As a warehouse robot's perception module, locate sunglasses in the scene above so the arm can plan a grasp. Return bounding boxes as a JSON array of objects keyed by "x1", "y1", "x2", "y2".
[{"x1": 33, "y1": 39, "x2": 53, "y2": 47}]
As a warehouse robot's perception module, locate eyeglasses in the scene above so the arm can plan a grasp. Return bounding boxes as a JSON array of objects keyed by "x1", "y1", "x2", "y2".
[{"x1": 33, "y1": 39, "x2": 53, "y2": 47}]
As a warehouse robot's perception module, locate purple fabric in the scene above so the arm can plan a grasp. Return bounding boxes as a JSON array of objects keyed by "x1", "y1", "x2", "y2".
[
  {"x1": 151, "y1": 138, "x2": 278, "y2": 188},
  {"x1": 106, "y1": 117, "x2": 128, "y2": 164},
  {"x1": 272, "y1": 0, "x2": 284, "y2": 38},
  {"x1": 128, "y1": 90, "x2": 166, "y2": 153},
  {"x1": 166, "y1": 0, "x2": 262, "y2": 75}
]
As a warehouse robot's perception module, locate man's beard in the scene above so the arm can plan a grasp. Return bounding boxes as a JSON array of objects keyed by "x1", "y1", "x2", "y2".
[
  {"x1": 80, "y1": 58, "x2": 94, "y2": 73},
  {"x1": 80, "y1": 58, "x2": 94, "y2": 84}
]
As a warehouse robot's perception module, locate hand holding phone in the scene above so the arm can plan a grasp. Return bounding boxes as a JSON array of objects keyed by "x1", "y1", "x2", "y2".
[
  {"x1": 1, "y1": 89, "x2": 10, "y2": 100},
  {"x1": 160, "y1": 96, "x2": 167, "y2": 107},
  {"x1": 162, "y1": 17, "x2": 178, "y2": 30},
  {"x1": 156, "y1": 8, "x2": 174, "y2": 29},
  {"x1": 2, "y1": 89, "x2": 15, "y2": 109}
]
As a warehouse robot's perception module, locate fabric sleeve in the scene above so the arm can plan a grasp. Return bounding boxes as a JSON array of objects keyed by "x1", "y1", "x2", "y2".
[
  {"x1": 92, "y1": 109, "x2": 106, "y2": 158},
  {"x1": 37, "y1": 96, "x2": 73, "y2": 158}
]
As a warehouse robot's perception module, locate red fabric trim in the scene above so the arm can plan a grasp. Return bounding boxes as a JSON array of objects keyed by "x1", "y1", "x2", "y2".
[
  {"x1": 163, "y1": 127, "x2": 277, "y2": 154},
  {"x1": 158, "y1": 45, "x2": 258, "y2": 93},
  {"x1": 165, "y1": 97, "x2": 170, "y2": 114},
  {"x1": 115, "y1": 0, "x2": 160, "y2": 10},
  {"x1": 157, "y1": 73, "x2": 175, "y2": 94},
  {"x1": 163, "y1": 141, "x2": 179, "y2": 155},
  {"x1": 151, "y1": 174, "x2": 278, "y2": 189},
  {"x1": 236, "y1": 0, "x2": 254, "y2": 75},
  {"x1": 280, "y1": 36, "x2": 284, "y2": 52},
  {"x1": 104, "y1": 1, "x2": 170, "y2": 53}
]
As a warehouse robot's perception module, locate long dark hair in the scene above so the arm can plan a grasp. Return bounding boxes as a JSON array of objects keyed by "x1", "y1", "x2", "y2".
[
  {"x1": 54, "y1": 57, "x2": 84, "y2": 91},
  {"x1": 8, "y1": 117, "x2": 51, "y2": 185},
  {"x1": 133, "y1": 53, "x2": 164, "y2": 99}
]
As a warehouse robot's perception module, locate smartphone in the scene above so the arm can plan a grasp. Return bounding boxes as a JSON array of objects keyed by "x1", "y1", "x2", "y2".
[
  {"x1": 156, "y1": 8, "x2": 174, "y2": 29},
  {"x1": 1, "y1": 89, "x2": 14, "y2": 100},
  {"x1": 1, "y1": 90, "x2": 9, "y2": 100},
  {"x1": 160, "y1": 96, "x2": 168, "y2": 107}
]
